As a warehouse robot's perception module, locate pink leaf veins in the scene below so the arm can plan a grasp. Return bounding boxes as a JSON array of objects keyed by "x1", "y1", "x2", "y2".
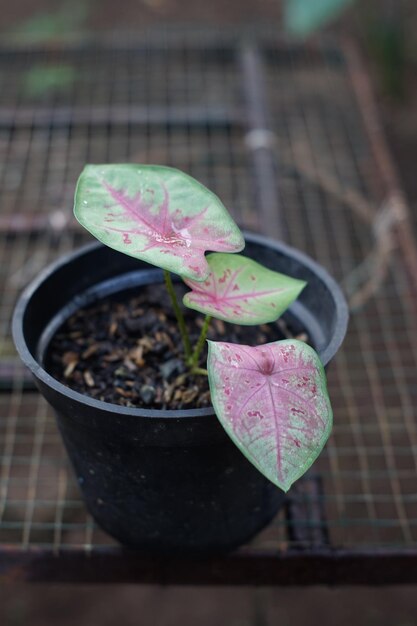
[
  {"x1": 74, "y1": 164, "x2": 244, "y2": 281},
  {"x1": 207, "y1": 339, "x2": 332, "y2": 492},
  {"x1": 183, "y1": 253, "x2": 306, "y2": 324}
]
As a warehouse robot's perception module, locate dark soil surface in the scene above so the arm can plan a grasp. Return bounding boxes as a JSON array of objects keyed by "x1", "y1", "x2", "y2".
[{"x1": 47, "y1": 282, "x2": 304, "y2": 410}]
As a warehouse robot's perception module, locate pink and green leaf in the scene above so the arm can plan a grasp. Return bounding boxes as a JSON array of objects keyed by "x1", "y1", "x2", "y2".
[
  {"x1": 183, "y1": 253, "x2": 306, "y2": 324},
  {"x1": 74, "y1": 164, "x2": 245, "y2": 281},
  {"x1": 207, "y1": 339, "x2": 332, "y2": 492}
]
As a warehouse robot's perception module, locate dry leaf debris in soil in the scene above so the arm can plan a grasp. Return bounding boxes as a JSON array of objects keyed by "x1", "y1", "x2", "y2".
[{"x1": 47, "y1": 284, "x2": 307, "y2": 410}]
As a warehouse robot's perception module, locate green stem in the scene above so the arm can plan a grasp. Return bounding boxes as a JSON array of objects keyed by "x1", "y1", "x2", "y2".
[
  {"x1": 191, "y1": 366, "x2": 208, "y2": 376},
  {"x1": 163, "y1": 270, "x2": 192, "y2": 362},
  {"x1": 191, "y1": 314, "x2": 212, "y2": 368}
]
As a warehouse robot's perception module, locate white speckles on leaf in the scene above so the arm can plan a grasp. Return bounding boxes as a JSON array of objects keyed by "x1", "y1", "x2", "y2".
[
  {"x1": 207, "y1": 339, "x2": 332, "y2": 492},
  {"x1": 183, "y1": 253, "x2": 306, "y2": 324},
  {"x1": 74, "y1": 164, "x2": 244, "y2": 281}
]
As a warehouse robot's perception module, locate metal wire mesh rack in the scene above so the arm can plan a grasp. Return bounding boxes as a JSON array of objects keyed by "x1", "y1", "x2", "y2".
[{"x1": 1, "y1": 27, "x2": 417, "y2": 584}]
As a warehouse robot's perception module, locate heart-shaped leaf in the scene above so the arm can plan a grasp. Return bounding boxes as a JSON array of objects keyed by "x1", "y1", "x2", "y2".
[
  {"x1": 207, "y1": 340, "x2": 332, "y2": 492},
  {"x1": 183, "y1": 253, "x2": 306, "y2": 324},
  {"x1": 74, "y1": 164, "x2": 245, "y2": 281}
]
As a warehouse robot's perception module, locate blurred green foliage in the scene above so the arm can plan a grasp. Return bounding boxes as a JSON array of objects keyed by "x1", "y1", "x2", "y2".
[
  {"x1": 284, "y1": 0, "x2": 355, "y2": 37},
  {"x1": 23, "y1": 65, "x2": 76, "y2": 98},
  {"x1": 365, "y1": 10, "x2": 407, "y2": 99},
  {"x1": 11, "y1": 1, "x2": 91, "y2": 44},
  {"x1": 284, "y1": 0, "x2": 408, "y2": 100}
]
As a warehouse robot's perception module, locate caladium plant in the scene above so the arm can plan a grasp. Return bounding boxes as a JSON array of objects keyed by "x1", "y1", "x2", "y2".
[{"x1": 74, "y1": 164, "x2": 333, "y2": 491}]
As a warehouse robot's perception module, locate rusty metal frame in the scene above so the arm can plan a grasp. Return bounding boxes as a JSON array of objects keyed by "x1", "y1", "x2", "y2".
[
  {"x1": 343, "y1": 39, "x2": 417, "y2": 298},
  {"x1": 1, "y1": 547, "x2": 417, "y2": 585}
]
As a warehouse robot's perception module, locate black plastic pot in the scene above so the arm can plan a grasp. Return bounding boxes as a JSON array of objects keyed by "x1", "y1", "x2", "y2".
[{"x1": 12, "y1": 233, "x2": 348, "y2": 554}]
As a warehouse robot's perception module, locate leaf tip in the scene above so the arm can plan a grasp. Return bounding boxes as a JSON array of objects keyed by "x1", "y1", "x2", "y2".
[
  {"x1": 280, "y1": 481, "x2": 293, "y2": 494},
  {"x1": 267, "y1": 474, "x2": 293, "y2": 493}
]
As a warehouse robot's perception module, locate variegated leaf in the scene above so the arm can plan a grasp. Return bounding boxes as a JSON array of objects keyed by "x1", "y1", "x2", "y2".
[
  {"x1": 74, "y1": 164, "x2": 244, "y2": 281},
  {"x1": 183, "y1": 253, "x2": 306, "y2": 324},
  {"x1": 207, "y1": 340, "x2": 332, "y2": 492}
]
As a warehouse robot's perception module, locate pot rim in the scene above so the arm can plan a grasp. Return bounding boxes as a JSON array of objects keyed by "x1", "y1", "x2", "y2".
[{"x1": 12, "y1": 231, "x2": 349, "y2": 419}]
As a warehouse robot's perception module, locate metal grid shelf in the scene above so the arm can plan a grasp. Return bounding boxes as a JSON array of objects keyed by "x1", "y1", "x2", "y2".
[{"x1": 1, "y1": 28, "x2": 417, "y2": 584}]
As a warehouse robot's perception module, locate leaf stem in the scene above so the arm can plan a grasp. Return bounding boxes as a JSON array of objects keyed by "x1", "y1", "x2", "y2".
[
  {"x1": 190, "y1": 366, "x2": 208, "y2": 376},
  {"x1": 191, "y1": 314, "x2": 212, "y2": 368},
  {"x1": 163, "y1": 270, "x2": 192, "y2": 362}
]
